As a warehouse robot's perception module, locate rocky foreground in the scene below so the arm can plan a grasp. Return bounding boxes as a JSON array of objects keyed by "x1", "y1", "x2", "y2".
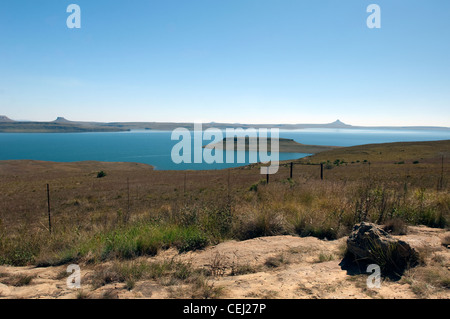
[{"x1": 0, "y1": 225, "x2": 449, "y2": 299}]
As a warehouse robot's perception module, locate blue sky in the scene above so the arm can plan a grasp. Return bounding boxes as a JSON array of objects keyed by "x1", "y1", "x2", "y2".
[{"x1": 0, "y1": 0, "x2": 449, "y2": 126}]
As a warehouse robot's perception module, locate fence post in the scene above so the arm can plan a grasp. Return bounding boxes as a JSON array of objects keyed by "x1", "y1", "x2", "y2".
[
  {"x1": 126, "y1": 177, "x2": 130, "y2": 222},
  {"x1": 290, "y1": 162, "x2": 293, "y2": 179},
  {"x1": 227, "y1": 170, "x2": 231, "y2": 198},
  {"x1": 320, "y1": 163, "x2": 324, "y2": 180},
  {"x1": 46, "y1": 184, "x2": 52, "y2": 234}
]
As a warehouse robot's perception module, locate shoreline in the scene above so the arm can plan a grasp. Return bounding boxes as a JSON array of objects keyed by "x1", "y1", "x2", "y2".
[
  {"x1": 1, "y1": 119, "x2": 450, "y2": 134},
  {"x1": 1, "y1": 139, "x2": 449, "y2": 172}
]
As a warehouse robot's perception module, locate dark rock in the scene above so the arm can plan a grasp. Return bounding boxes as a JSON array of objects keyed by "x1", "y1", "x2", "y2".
[{"x1": 345, "y1": 222, "x2": 419, "y2": 278}]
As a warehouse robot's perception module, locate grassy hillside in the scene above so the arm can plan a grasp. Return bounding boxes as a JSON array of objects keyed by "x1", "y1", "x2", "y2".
[
  {"x1": 0, "y1": 140, "x2": 448, "y2": 266},
  {"x1": 300, "y1": 140, "x2": 450, "y2": 164}
]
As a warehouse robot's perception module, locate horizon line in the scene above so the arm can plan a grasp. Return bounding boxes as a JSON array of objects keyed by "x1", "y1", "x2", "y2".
[{"x1": 1, "y1": 115, "x2": 449, "y2": 129}]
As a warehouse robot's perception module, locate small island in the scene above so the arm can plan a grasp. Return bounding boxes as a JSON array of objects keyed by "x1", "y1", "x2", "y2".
[{"x1": 203, "y1": 137, "x2": 340, "y2": 153}]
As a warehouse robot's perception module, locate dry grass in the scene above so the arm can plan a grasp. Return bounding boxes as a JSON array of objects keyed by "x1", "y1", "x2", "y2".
[
  {"x1": 86, "y1": 258, "x2": 226, "y2": 299},
  {"x1": 0, "y1": 274, "x2": 34, "y2": 287},
  {"x1": 382, "y1": 218, "x2": 408, "y2": 235},
  {"x1": 402, "y1": 264, "x2": 450, "y2": 297},
  {"x1": 399, "y1": 241, "x2": 450, "y2": 297},
  {"x1": 316, "y1": 252, "x2": 335, "y2": 263},
  {"x1": 265, "y1": 254, "x2": 290, "y2": 268},
  {"x1": 0, "y1": 140, "x2": 449, "y2": 267},
  {"x1": 87, "y1": 258, "x2": 207, "y2": 295}
]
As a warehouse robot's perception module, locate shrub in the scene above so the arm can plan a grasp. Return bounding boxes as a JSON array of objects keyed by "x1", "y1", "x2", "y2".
[
  {"x1": 324, "y1": 161, "x2": 334, "y2": 169},
  {"x1": 383, "y1": 218, "x2": 408, "y2": 235},
  {"x1": 293, "y1": 215, "x2": 339, "y2": 240},
  {"x1": 176, "y1": 228, "x2": 209, "y2": 253},
  {"x1": 317, "y1": 253, "x2": 334, "y2": 263},
  {"x1": 89, "y1": 259, "x2": 199, "y2": 291},
  {"x1": 0, "y1": 274, "x2": 34, "y2": 287},
  {"x1": 0, "y1": 236, "x2": 40, "y2": 266},
  {"x1": 230, "y1": 264, "x2": 258, "y2": 276},
  {"x1": 235, "y1": 210, "x2": 290, "y2": 240},
  {"x1": 265, "y1": 255, "x2": 289, "y2": 268},
  {"x1": 417, "y1": 209, "x2": 446, "y2": 228},
  {"x1": 59, "y1": 222, "x2": 209, "y2": 264},
  {"x1": 97, "y1": 171, "x2": 106, "y2": 178},
  {"x1": 249, "y1": 179, "x2": 266, "y2": 192}
]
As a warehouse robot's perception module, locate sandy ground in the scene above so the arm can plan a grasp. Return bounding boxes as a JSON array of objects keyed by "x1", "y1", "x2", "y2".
[{"x1": 0, "y1": 226, "x2": 449, "y2": 299}]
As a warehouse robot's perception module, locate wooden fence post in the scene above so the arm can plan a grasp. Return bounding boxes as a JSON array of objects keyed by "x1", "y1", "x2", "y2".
[
  {"x1": 290, "y1": 162, "x2": 293, "y2": 179},
  {"x1": 126, "y1": 177, "x2": 130, "y2": 222},
  {"x1": 47, "y1": 184, "x2": 52, "y2": 234},
  {"x1": 227, "y1": 170, "x2": 231, "y2": 198}
]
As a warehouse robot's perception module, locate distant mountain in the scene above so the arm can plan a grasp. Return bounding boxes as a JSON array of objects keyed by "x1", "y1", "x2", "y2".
[
  {"x1": 0, "y1": 115, "x2": 14, "y2": 122},
  {"x1": 280, "y1": 119, "x2": 353, "y2": 129},
  {"x1": 53, "y1": 117, "x2": 72, "y2": 123},
  {"x1": 326, "y1": 119, "x2": 351, "y2": 128},
  {"x1": 0, "y1": 116, "x2": 448, "y2": 133},
  {"x1": 323, "y1": 120, "x2": 352, "y2": 128}
]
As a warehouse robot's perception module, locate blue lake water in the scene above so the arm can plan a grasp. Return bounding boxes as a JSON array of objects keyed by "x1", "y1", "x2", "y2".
[{"x1": 0, "y1": 128, "x2": 449, "y2": 170}]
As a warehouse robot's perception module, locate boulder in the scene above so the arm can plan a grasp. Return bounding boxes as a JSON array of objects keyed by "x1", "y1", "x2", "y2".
[{"x1": 346, "y1": 222, "x2": 419, "y2": 276}]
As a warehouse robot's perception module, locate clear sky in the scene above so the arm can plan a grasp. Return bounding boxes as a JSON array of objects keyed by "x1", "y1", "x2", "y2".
[{"x1": 0, "y1": 0, "x2": 449, "y2": 126}]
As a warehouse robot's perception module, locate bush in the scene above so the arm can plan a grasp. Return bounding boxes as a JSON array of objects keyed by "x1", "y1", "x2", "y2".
[
  {"x1": 97, "y1": 171, "x2": 106, "y2": 178},
  {"x1": 235, "y1": 210, "x2": 290, "y2": 240},
  {"x1": 89, "y1": 259, "x2": 198, "y2": 290},
  {"x1": 249, "y1": 179, "x2": 266, "y2": 192},
  {"x1": 383, "y1": 218, "x2": 408, "y2": 235},
  {"x1": 0, "y1": 274, "x2": 34, "y2": 287},
  {"x1": 324, "y1": 161, "x2": 334, "y2": 169},
  {"x1": 0, "y1": 236, "x2": 40, "y2": 266},
  {"x1": 57, "y1": 222, "x2": 210, "y2": 264},
  {"x1": 293, "y1": 214, "x2": 339, "y2": 240},
  {"x1": 417, "y1": 209, "x2": 446, "y2": 228}
]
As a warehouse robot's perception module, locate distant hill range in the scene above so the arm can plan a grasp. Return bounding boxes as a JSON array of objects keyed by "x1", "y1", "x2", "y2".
[
  {"x1": 0, "y1": 116, "x2": 448, "y2": 133},
  {"x1": 0, "y1": 115, "x2": 14, "y2": 123},
  {"x1": 53, "y1": 117, "x2": 72, "y2": 123}
]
